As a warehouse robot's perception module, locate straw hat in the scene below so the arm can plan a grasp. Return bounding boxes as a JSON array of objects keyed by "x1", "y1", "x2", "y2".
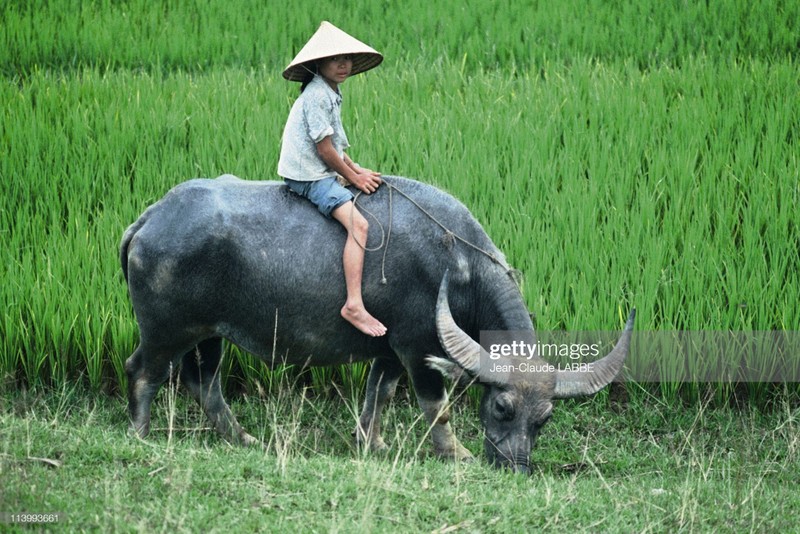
[{"x1": 282, "y1": 21, "x2": 383, "y2": 82}]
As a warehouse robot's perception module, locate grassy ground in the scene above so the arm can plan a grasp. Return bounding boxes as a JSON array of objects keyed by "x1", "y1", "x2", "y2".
[
  {"x1": 1, "y1": 0, "x2": 799, "y2": 394},
  {"x1": 1, "y1": 383, "x2": 798, "y2": 532}
]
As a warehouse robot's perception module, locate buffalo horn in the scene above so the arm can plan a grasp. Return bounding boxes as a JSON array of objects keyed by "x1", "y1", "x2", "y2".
[
  {"x1": 552, "y1": 308, "x2": 636, "y2": 398},
  {"x1": 435, "y1": 270, "x2": 486, "y2": 377}
]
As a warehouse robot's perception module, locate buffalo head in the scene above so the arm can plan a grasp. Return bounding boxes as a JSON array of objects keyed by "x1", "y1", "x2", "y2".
[{"x1": 429, "y1": 272, "x2": 635, "y2": 474}]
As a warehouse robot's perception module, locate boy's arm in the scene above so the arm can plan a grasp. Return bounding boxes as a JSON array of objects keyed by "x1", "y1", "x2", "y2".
[
  {"x1": 343, "y1": 153, "x2": 378, "y2": 176},
  {"x1": 316, "y1": 136, "x2": 381, "y2": 194}
]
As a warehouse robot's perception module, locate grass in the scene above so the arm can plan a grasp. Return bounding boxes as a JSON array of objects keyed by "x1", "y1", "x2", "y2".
[{"x1": 1, "y1": 384, "x2": 798, "y2": 532}]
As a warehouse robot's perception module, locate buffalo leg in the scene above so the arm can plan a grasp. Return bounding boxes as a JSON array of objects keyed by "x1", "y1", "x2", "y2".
[
  {"x1": 356, "y1": 357, "x2": 404, "y2": 451},
  {"x1": 179, "y1": 338, "x2": 259, "y2": 446},
  {"x1": 125, "y1": 342, "x2": 178, "y2": 438},
  {"x1": 408, "y1": 365, "x2": 473, "y2": 461}
]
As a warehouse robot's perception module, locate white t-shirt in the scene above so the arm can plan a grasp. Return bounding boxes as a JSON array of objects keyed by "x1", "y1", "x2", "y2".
[{"x1": 277, "y1": 75, "x2": 350, "y2": 182}]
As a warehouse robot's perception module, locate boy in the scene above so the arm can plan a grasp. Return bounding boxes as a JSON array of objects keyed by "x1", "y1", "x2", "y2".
[{"x1": 278, "y1": 22, "x2": 386, "y2": 337}]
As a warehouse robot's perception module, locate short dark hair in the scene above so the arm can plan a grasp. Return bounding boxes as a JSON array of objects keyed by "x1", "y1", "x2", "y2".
[{"x1": 299, "y1": 62, "x2": 318, "y2": 93}]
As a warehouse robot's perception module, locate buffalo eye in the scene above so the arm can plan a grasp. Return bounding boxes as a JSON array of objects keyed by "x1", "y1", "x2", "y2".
[{"x1": 493, "y1": 396, "x2": 515, "y2": 421}]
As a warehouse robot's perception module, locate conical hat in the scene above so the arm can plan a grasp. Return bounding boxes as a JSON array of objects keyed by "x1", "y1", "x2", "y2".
[{"x1": 283, "y1": 21, "x2": 383, "y2": 82}]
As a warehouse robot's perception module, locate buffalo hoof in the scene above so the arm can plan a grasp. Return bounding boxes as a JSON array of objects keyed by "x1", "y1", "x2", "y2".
[
  {"x1": 366, "y1": 438, "x2": 389, "y2": 453},
  {"x1": 128, "y1": 423, "x2": 149, "y2": 440},
  {"x1": 354, "y1": 434, "x2": 390, "y2": 454},
  {"x1": 236, "y1": 432, "x2": 263, "y2": 448},
  {"x1": 353, "y1": 426, "x2": 390, "y2": 453},
  {"x1": 435, "y1": 443, "x2": 475, "y2": 462}
]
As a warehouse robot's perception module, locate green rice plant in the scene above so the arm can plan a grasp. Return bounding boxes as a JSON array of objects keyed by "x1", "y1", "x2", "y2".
[
  {"x1": 2, "y1": 0, "x2": 798, "y2": 77},
  {"x1": 309, "y1": 366, "x2": 334, "y2": 397},
  {"x1": 3, "y1": 58, "x2": 798, "y2": 400},
  {"x1": 336, "y1": 361, "x2": 369, "y2": 398},
  {"x1": 1, "y1": 0, "x2": 798, "y2": 406}
]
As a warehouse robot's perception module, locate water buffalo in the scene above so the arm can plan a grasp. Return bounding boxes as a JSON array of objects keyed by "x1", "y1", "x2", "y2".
[{"x1": 120, "y1": 174, "x2": 634, "y2": 473}]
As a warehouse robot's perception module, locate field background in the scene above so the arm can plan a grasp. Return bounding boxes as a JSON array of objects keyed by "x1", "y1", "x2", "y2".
[
  {"x1": 1, "y1": 0, "x2": 799, "y2": 531},
  {"x1": 2, "y1": 0, "x2": 798, "y2": 397}
]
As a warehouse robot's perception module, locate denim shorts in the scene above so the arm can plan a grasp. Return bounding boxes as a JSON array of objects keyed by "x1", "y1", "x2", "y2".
[{"x1": 284, "y1": 176, "x2": 354, "y2": 218}]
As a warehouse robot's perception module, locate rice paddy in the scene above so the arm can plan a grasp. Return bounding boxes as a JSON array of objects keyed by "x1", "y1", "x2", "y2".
[{"x1": 1, "y1": 0, "x2": 798, "y2": 400}]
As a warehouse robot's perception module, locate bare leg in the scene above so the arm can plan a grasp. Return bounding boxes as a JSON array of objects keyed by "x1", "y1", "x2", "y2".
[{"x1": 331, "y1": 201, "x2": 387, "y2": 337}]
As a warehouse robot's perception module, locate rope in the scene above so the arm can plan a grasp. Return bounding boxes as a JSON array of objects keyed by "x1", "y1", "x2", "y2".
[
  {"x1": 351, "y1": 177, "x2": 505, "y2": 284},
  {"x1": 349, "y1": 180, "x2": 392, "y2": 283}
]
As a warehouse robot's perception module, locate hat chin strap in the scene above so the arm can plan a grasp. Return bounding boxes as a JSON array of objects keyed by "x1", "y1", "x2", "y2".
[{"x1": 301, "y1": 63, "x2": 318, "y2": 76}]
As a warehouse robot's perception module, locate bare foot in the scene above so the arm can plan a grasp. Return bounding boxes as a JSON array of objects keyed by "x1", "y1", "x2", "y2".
[{"x1": 341, "y1": 304, "x2": 387, "y2": 337}]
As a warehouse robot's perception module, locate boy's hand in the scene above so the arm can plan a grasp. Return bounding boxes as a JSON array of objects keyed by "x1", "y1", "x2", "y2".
[
  {"x1": 316, "y1": 138, "x2": 382, "y2": 194},
  {"x1": 350, "y1": 171, "x2": 382, "y2": 195}
]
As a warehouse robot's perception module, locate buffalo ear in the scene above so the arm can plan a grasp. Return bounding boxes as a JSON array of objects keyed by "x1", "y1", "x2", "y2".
[{"x1": 426, "y1": 356, "x2": 476, "y2": 388}]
